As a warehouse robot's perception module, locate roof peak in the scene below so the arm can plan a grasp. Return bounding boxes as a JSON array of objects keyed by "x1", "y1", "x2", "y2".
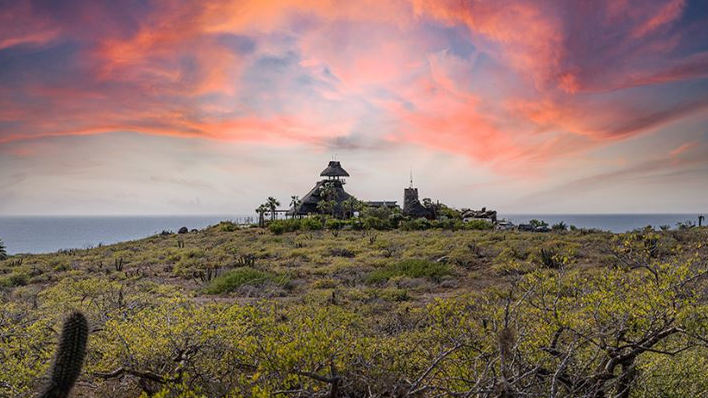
[{"x1": 320, "y1": 160, "x2": 350, "y2": 177}]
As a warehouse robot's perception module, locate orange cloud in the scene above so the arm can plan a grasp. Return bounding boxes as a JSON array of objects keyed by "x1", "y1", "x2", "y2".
[{"x1": 1, "y1": 0, "x2": 707, "y2": 180}]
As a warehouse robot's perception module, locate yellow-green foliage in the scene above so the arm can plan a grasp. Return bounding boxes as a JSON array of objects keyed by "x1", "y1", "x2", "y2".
[
  {"x1": 0, "y1": 226, "x2": 706, "y2": 397},
  {"x1": 367, "y1": 258, "x2": 453, "y2": 283},
  {"x1": 205, "y1": 267, "x2": 289, "y2": 294}
]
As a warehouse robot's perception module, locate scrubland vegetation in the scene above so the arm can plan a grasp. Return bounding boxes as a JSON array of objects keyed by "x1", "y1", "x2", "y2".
[{"x1": 0, "y1": 223, "x2": 706, "y2": 397}]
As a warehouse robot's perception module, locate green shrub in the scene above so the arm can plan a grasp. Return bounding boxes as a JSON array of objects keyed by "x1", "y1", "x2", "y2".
[
  {"x1": 464, "y1": 219, "x2": 493, "y2": 230},
  {"x1": 301, "y1": 217, "x2": 323, "y2": 231},
  {"x1": 219, "y1": 221, "x2": 238, "y2": 232},
  {"x1": 552, "y1": 221, "x2": 568, "y2": 231},
  {"x1": 325, "y1": 218, "x2": 343, "y2": 230},
  {"x1": 432, "y1": 218, "x2": 463, "y2": 230},
  {"x1": 363, "y1": 216, "x2": 390, "y2": 230},
  {"x1": 400, "y1": 218, "x2": 431, "y2": 231},
  {"x1": 0, "y1": 271, "x2": 29, "y2": 287},
  {"x1": 530, "y1": 219, "x2": 548, "y2": 228},
  {"x1": 269, "y1": 221, "x2": 286, "y2": 235},
  {"x1": 49, "y1": 258, "x2": 70, "y2": 272},
  {"x1": 328, "y1": 247, "x2": 355, "y2": 258},
  {"x1": 269, "y1": 219, "x2": 302, "y2": 234},
  {"x1": 378, "y1": 287, "x2": 410, "y2": 301},
  {"x1": 367, "y1": 259, "x2": 453, "y2": 284},
  {"x1": 205, "y1": 267, "x2": 288, "y2": 294}
]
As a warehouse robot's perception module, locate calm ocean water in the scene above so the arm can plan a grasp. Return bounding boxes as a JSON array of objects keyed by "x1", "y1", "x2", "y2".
[
  {"x1": 0, "y1": 215, "x2": 242, "y2": 255},
  {"x1": 0, "y1": 214, "x2": 702, "y2": 255},
  {"x1": 502, "y1": 214, "x2": 701, "y2": 233}
]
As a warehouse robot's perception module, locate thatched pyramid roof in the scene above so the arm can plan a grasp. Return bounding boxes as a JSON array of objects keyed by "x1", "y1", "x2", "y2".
[
  {"x1": 320, "y1": 161, "x2": 350, "y2": 177},
  {"x1": 292, "y1": 180, "x2": 353, "y2": 216}
]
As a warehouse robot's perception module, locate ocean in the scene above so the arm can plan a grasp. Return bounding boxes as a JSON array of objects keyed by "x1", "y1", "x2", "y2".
[
  {"x1": 0, "y1": 215, "x2": 242, "y2": 255},
  {"x1": 0, "y1": 214, "x2": 702, "y2": 255},
  {"x1": 502, "y1": 214, "x2": 700, "y2": 233}
]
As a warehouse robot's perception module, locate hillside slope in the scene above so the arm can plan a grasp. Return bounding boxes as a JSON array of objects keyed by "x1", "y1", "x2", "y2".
[{"x1": 1, "y1": 225, "x2": 706, "y2": 397}]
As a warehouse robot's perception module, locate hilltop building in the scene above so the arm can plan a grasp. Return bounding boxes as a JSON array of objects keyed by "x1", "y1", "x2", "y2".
[
  {"x1": 287, "y1": 160, "x2": 497, "y2": 223},
  {"x1": 290, "y1": 161, "x2": 355, "y2": 217}
]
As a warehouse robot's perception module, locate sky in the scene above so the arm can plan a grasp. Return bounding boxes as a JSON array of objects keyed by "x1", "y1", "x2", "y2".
[{"x1": 0, "y1": 0, "x2": 707, "y2": 215}]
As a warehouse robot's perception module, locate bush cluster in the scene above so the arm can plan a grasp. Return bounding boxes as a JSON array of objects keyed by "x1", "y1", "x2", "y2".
[
  {"x1": 367, "y1": 259, "x2": 453, "y2": 284},
  {"x1": 205, "y1": 267, "x2": 289, "y2": 294},
  {"x1": 268, "y1": 215, "x2": 493, "y2": 234}
]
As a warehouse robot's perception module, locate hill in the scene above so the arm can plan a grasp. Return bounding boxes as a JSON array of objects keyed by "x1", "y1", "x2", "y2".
[{"x1": 1, "y1": 225, "x2": 706, "y2": 397}]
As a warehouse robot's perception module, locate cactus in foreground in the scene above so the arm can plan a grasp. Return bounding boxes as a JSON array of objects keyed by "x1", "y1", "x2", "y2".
[
  {"x1": 0, "y1": 238, "x2": 7, "y2": 260},
  {"x1": 39, "y1": 311, "x2": 89, "y2": 398}
]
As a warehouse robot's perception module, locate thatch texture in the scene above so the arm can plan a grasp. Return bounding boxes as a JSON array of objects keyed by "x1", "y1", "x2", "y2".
[
  {"x1": 320, "y1": 161, "x2": 350, "y2": 177},
  {"x1": 291, "y1": 179, "x2": 354, "y2": 216}
]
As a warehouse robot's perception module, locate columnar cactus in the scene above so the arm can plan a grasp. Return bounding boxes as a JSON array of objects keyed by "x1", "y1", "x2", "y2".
[
  {"x1": 39, "y1": 311, "x2": 89, "y2": 398},
  {"x1": 0, "y1": 238, "x2": 7, "y2": 260}
]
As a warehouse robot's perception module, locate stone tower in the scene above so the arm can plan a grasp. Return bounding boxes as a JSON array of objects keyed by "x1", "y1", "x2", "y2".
[
  {"x1": 403, "y1": 187, "x2": 434, "y2": 218},
  {"x1": 403, "y1": 187, "x2": 420, "y2": 213}
]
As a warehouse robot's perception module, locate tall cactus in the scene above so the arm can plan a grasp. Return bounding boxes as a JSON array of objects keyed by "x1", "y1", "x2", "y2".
[
  {"x1": 39, "y1": 311, "x2": 89, "y2": 398},
  {"x1": 0, "y1": 238, "x2": 7, "y2": 260}
]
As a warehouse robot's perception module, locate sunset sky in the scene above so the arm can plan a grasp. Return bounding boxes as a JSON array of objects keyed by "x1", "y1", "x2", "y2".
[{"x1": 1, "y1": 0, "x2": 707, "y2": 215}]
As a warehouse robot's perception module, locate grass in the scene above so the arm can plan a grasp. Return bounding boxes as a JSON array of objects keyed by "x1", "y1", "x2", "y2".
[{"x1": 367, "y1": 258, "x2": 453, "y2": 284}]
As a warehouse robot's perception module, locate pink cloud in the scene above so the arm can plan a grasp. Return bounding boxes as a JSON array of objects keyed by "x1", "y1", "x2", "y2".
[
  {"x1": 1, "y1": 0, "x2": 707, "y2": 179},
  {"x1": 632, "y1": 0, "x2": 685, "y2": 38},
  {"x1": 669, "y1": 141, "x2": 698, "y2": 157}
]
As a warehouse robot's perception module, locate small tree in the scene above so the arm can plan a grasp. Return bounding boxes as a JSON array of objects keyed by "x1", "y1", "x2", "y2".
[
  {"x1": 341, "y1": 197, "x2": 362, "y2": 219},
  {"x1": 256, "y1": 204, "x2": 268, "y2": 227},
  {"x1": 289, "y1": 196, "x2": 301, "y2": 218},
  {"x1": 0, "y1": 239, "x2": 7, "y2": 261},
  {"x1": 318, "y1": 182, "x2": 338, "y2": 217},
  {"x1": 529, "y1": 219, "x2": 548, "y2": 228},
  {"x1": 551, "y1": 221, "x2": 568, "y2": 231},
  {"x1": 316, "y1": 200, "x2": 336, "y2": 217},
  {"x1": 341, "y1": 198, "x2": 354, "y2": 219},
  {"x1": 267, "y1": 197, "x2": 280, "y2": 221},
  {"x1": 422, "y1": 197, "x2": 433, "y2": 209}
]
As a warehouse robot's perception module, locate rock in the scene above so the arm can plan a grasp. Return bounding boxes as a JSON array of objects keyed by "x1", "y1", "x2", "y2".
[{"x1": 178, "y1": 226, "x2": 189, "y2": 234}]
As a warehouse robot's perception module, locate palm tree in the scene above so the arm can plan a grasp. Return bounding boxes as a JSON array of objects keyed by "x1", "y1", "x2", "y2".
[
  {"x1": 341, "y1": 197, "x2": 361, "y2": 219},
  {"x1": 267, "y1": 197, "x2": 280, "y2": 221},
  {"x1": 289, "y1": 196, "x2": 301, "y2": 219},
  {"x1": 316, "y1": 200, "x2": 336, "y2": 216},
  {"x1": 341, "y1": 198, "x2": 353, "y2": 219},
  {"x1": 0, "y1": 239, "x2": 7, "y2": 261},
  {"x1": 256, "y1": 204, "x2": 268, "y2": 227},
  {"x1": 319, "y1": 183, "x2": 337, "y2": 217}
]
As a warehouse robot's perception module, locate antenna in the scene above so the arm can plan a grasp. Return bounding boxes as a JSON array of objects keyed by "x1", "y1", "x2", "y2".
[{"x1": 409, "y1": 169, "x2": 414, "y2": 188}]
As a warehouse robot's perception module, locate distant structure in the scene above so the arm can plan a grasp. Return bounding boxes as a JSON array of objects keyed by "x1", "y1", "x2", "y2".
[
  {"x1": 286, "y1": 160, "x2": 497, "y2": 223},
  {"x1": 364, "y1": 201, "x2": 399, "y2": 210},
  {"x1": 321, "y1": 160, "x2": 350, "y2": 181},
  {"x1": 461, "y1": 207, "x2": 497, "y2": 223},
  {"x1": 290, "y1": 161, "x2": 355, "y2": 217},
  {"x1": 403, "y1": 185, "x2": 435, "y2": 219}
]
